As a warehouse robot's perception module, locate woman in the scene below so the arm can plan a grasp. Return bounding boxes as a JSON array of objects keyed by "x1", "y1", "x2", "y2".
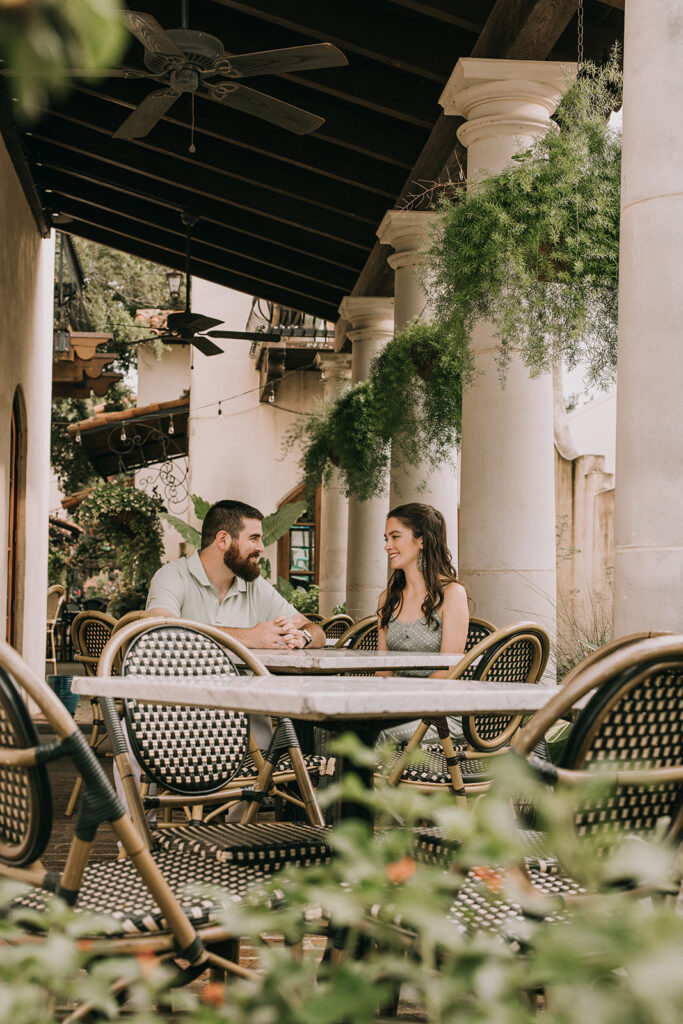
[{"x1": 377, "y1": 503, "x2": 468, "y2": 678}]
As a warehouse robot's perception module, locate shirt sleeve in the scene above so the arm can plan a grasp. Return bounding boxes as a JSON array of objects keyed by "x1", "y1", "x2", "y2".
[
  {"x1": 145, "y1": 562, "x2": 183, "y2": 615},
  {"x1": 254, "y1": 576, "x2": 299, "y2": 621}
]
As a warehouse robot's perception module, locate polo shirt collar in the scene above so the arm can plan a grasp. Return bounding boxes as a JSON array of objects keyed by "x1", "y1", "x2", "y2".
[{"x1": 187, "y1": 550, "x2": 247, "y2": 596}]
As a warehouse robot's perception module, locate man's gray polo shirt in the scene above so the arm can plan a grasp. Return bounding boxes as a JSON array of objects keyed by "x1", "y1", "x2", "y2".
[{"x1": 146, "y1": 550, "x2": 298, "y2": 625}]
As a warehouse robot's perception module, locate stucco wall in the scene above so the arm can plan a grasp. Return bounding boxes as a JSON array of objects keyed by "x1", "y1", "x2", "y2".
[
  {"x1": 567, "y1": 390, "x2": 617, "y2": 474},
  {"x1": 0, "y1": 140, "x2": 54, "y2": 677},
  {"x1": 158, "y1": 278, "x2": 323, "y2": 576}
]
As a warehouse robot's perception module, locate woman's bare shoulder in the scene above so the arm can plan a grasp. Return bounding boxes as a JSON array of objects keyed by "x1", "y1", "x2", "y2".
[{"x1": 441, "y1": 579, "x2": 468, "y2": 605}]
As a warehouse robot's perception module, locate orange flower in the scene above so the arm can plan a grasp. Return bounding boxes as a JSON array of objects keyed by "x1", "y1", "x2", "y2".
[
  {"x1": 201, "y1": 981, "x2": 227, "y2": 1006},
  {"x1": 385, "y1": 855, "x2": 416, "y2": 884},
  {"x1": 471, "y1": 866, "x2": 504, "y2": 893}
]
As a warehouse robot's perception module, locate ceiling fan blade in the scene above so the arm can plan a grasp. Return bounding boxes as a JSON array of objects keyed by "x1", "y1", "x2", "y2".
[
  {"x1": 167, "y1": 312, "x2": 223, "y2": 334},
  {"x1": 219, "y1": 43, "x2": 348, "y2": 79},
  {"x1": 123, "y1": 11, "x2": 186, "y2": 61},
  {"x1": 203, "y1": 82, "x2": 323, "y2": 135},
  {"x1": 192, "y1": 336, "x2": 224, "y2": 357},
  {"x1": 113, "y1": 88, "x2": 180, "y2": 139}
]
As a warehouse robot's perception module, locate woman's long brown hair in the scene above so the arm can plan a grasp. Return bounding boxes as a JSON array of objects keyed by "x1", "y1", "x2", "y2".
[{"x1": 378, "y1": 503, "x2": 459, "y2": 630}]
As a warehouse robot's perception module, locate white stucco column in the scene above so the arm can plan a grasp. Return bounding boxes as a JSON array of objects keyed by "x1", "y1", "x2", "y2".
[
  {"x1": 613, "y1": 0, "x2": 683, "y2": 635},
  {"x1": 315, "y1": 353, "x2": 352, "y2": 616},
  {"x1": 338, "y1": 296, "x2": 394, "y2": 621},
  {"x1": 376, "y1": 211, "x2": 459, "y2": 561},
  {"x1": 441, "y1": 59, "x2": 573, "y2": 634}
]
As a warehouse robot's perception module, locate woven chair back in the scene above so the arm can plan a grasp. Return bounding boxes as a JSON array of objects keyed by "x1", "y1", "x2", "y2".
[
  {"x1": 559, "y1": 652, "x2": 683, "y2": 841},
  {"x1": 122, "y1": 624, "x2": 250, "y2": 795},
  {"x1": 304, "y1": 613, "x2": 324, "y2": 623},
  {"x1": 0, "y1": 668, "x2": 53, "y2": 866},
  {"x1": 460, "y1": 617, "x2": 496, "y2": 679},
  {"x1": 335, "y1": 615, "x2": 378, "y2": 650},
  {"x1": 320, "y1": 614, "x2": 353, "y2": 640},
  {"x1": 46, "y1": 585, "x2": 65, "y2": 624},
  {"x1": 72, "y1": 611, "x2": 117, "y2": 676},
  {"x1": 462, "y1": 623, "x2": 550, "y2": 751}
]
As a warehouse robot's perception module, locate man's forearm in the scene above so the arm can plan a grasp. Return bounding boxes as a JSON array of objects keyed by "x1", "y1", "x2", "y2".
[
  {"x1": 218, "y1": 624, "x2": 261, "y2": 647},
  {"x1": 306, "y1": 623, "x2": 325, "y2": 648}
]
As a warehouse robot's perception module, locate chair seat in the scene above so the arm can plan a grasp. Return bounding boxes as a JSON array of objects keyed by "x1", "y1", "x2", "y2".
[
  {"x1": 379, "y1": 746, "x2": 491, "y2": 786},
  {"x1": 11, "y1": 824, "x2": 332, "y2": 939},
  {"x1": 447, "y1": 865, "x2": 584, "y2": 938},
  {"x1": 154, "y1": 820, "x2": 331, "y2": 864},
  {"x1": 413, "y1": 825, "x2": 556, "y2": 870},
  {"x1": 141, "y1": 753, "x2": 336, "y2": 790}
]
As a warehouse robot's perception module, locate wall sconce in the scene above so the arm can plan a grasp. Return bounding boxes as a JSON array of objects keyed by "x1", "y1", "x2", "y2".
[{"x1": 166, "y1": 269, "x2": 183, "y2": 308}]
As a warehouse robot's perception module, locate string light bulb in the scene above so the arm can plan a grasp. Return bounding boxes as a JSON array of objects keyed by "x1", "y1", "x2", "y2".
[
  {"x1": 75, "y1": 430, "x2": 82, "y2": 444},
  {"x1": 168, "y1": 414, "x2": 175, "y2": 436},
  {"x1": 267, "y1": 387, "x2": 275, "y2": 404},
  {"x1": 217, "y1": 401, "x2": 222, "y2": 417},
  {"x1": 120, "y1": 424, "x2": 127, "y2": 442}
]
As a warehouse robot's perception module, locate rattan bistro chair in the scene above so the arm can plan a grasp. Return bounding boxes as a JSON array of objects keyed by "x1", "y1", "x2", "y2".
[
  {"x1": 320, "y1": 613, "x2": 353, "y2": 641},
  {"x1": 0, "y1": 638, "x2": 331, "y2": 1015},
  {"x1": 64, "y1": 610, "x2": 117, "y2": 816},
  {"x1": 96, "y1": 618, "x2": 328, "y2": 852},
  {"x1": 414, "y1": 634, "x2": 683, "y2": 938},
  {"x1": 46, "y1": 584, "x2": 66, "y2": 675},
  {"x1": 378, "y1": 622, "x2": 550, "y2": 802}
]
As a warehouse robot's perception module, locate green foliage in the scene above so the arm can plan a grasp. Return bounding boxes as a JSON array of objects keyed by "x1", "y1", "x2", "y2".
[
  {"x1": 276, "y1": 579, "x2": 319, "y2": 613},
  {"x1": 426, "y1": 54, "x2": 623, "y2": 391},
  {"x1": 262, "y1": 501, "x2": 308, "y2": 547},
  {"x1": 292, "y1": 320, "x2": 462, "y2": 501},
  {"x1": 50, "y1": 397, "x2": 98, "y2": 496},
  {"x1": 162, "y1": 497, "x2": 306, "y2": 555},
  {"x1": 76, "y1": 481, "x2": 163, "y2": 593},
  {"x1": 2, "y1": 750, "x2": 681, "y2": 1022},
  {"x1": 0, "y1": 0, "x2": 126, "y2": 120}
]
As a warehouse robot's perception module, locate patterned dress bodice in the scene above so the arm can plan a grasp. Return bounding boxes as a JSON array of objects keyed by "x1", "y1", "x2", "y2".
[{"x1": 385, "y1": 611, "x2": 442, "y2": 677}]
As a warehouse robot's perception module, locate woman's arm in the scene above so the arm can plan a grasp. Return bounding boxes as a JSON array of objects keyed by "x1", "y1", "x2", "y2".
[{"x1": 431, "y1": 581, "x2": 469, "y2": 679}]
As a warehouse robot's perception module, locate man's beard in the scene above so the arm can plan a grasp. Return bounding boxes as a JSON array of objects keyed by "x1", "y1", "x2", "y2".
[{"x1": 223, "y1": 541, "x2": 261, "y2": 582}]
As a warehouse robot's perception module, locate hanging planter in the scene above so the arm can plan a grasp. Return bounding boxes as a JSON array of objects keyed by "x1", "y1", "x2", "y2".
[{"x1": 424, "y1": 52, "x2": 623, "y2": 390}]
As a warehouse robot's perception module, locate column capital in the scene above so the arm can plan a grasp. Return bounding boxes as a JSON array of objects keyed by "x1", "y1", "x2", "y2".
[
  {"x1": 440, "y1": 57, "x2": 575, "y2": 150},
  {"x1": 315, "y1": 352, "x2": 352, "y2": 387},
  {"x1": 377, "y1": 210, "x2": 438, "y2": 271},
  {"x1": 338, "y1": 296, "x2": 394, "y2": 343}
]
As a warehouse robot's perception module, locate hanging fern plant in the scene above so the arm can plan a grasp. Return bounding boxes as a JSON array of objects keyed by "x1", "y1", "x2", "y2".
[
  {"x1": 293, "y1": 54, "x2": 622, "y2": 502},
  {"x1": 425, "y1": 52, "x2": 622, "y2": 390}
]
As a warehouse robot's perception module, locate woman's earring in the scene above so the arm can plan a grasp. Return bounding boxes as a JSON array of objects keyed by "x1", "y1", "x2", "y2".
[{"x1": 417, "y1": 551, "x2": 424, "y2": 572}]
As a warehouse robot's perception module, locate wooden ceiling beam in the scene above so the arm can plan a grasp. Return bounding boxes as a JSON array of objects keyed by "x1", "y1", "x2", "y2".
[
  {"x1": 208, "y1": 0, "x2": 474, "y2": 81},
  {"x1": 27, "y1": 125, "x2": 383, "y2": 246},
  {"x1": 37, "y1": 101, "x2": 393, "y2": 217},
  {"x1": 69, "y1": 82, "x2": 411, "y2": 191},
  {"x1": 38, "y1": 158, "x2": 366, "y2": 271},
  {"x1": 386, "y1": 0, "x2": 495, "y2": 33}
]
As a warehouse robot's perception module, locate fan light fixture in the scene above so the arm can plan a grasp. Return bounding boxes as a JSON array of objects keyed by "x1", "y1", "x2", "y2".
[{"x1": 166, "y1": 269, "x2": 183, "y2": 307}]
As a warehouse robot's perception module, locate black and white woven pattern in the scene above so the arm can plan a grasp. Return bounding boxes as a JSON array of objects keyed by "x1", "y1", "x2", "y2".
[
  {"x1": 565, "y1": 668, "x2": 683, "y2": 838},
  {"x1": 10, "y1": 827, "x2": 330, "y2": 937},
  {"x1": 464, "y1": 636, "x2": 539, "y2": 747},
  {"x1": 155, "y1": 821, "x2": 331, "y2": 865},
  {"x1": 383, "y1": 746, "x2": 490, "y2": 786},
  {"x1": 0, "y1": 704, "x2": 33, "y2": 850},
  {"x1": 80, "y1": 619, "x2": 115, "y2": 659},
  {"x1": 122, "y1": 626, "x2": 250, "y2": 794}
]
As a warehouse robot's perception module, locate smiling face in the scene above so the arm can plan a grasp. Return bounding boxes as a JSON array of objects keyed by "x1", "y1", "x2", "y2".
[
  {"x1": 221, "y1": 516, "x2": 264, "y2": 582},
  {"x1": 384, "y1": 516, "x2": 423, "y2": 573}
]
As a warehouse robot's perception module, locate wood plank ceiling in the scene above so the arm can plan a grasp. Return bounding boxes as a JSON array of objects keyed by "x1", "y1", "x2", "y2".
[{"x1": 1, "y1": 0, "x2": 623, "y2": 324}]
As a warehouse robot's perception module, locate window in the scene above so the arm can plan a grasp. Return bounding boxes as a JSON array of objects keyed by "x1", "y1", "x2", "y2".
[{"x1": 276, "y1": 484, "x2": 320, "y2": 590}]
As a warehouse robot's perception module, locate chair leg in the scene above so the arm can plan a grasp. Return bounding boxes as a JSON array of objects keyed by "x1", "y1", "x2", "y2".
[
  {"x1": 65, "y1": 717, "x2": 103, "y2": 816},
  {"x1": 288, "y1": 745, "x2": 325, "y2": 827},
  {"x1": 386, "y1": 720, "x2": 431, "y2": 787},
  {"x1": 439, "y1": 728, "x2": 467, "y2": 808}
]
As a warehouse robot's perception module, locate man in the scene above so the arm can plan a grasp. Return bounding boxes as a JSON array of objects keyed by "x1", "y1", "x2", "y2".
[{"x1": 147, "y1": 499, "x2": 325, "y2": 650}]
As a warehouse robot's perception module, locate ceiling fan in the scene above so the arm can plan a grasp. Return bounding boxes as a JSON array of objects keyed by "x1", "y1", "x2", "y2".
[
  {"x1": 134, "y1": 211, "x2": 224, "y2": 357},
  {"x1": 106, "y1": 3, "x2": 347, "y2": 141}
]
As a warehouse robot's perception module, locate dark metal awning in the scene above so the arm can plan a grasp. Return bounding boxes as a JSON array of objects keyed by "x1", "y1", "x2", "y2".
[{"x1": 66, "y1": 395, "x2": 189, "y2": 479}]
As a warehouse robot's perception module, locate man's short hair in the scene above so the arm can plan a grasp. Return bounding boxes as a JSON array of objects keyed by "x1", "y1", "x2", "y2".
[{"x1": 201, "y1": 500, "x2": 264, "y2": 549}]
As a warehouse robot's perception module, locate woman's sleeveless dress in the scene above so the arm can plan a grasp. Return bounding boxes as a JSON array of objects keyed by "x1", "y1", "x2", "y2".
[{"x1": 380, "y1": 611, "x2": 463, "y2": 746}]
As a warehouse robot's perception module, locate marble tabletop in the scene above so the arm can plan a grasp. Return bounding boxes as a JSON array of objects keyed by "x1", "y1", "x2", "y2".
[
  {"x1": 72, "y1": 674, "x2": 571, "y2": 722},
  {"x1": 246, "y1": 648, "x2": 465, "y2": 672}
]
